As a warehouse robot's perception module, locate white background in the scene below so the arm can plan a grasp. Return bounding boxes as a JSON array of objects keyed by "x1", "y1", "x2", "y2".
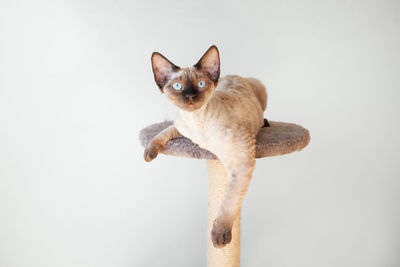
[{"x1": 1, "y1": 0, "x2": 399, "y2": 266}]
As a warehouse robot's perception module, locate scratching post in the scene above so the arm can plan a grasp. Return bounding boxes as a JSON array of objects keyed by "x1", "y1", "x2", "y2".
[
  {"x1": 139, "y1": 120, "x2": 310, "y2": 266},
  {"x1": 207, "y1": 160, "x2": 240, "y2": 267}
]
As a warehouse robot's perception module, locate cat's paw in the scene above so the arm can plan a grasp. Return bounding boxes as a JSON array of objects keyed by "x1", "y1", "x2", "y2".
[
  {"x1": 144, "y1": 142, "x2": 161, "y2": 162},
  {"x1": 211, "y1": 218, "x2": 233, "y2": 248}
]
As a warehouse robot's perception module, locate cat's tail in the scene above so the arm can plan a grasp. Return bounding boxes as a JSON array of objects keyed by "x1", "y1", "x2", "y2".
[{"x1": 247, "y1": 77, "x2": 267, "y2": 111}]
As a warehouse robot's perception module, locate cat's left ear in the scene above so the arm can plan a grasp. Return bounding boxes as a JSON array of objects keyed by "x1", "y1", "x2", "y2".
[{"x1": 194, "y1": 45, "x2": 220, "y2": 82}]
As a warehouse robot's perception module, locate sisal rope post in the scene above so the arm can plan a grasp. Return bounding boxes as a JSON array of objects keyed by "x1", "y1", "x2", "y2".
[{"x1": 207, "y1": 160, "x2": 240, "y2": 267}]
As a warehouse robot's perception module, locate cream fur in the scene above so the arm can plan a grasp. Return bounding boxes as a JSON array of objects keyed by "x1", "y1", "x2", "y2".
[
  {"x1": 145, "y1": 46, "x2": 267, "y2": 248},
  {"x1": 173, "y1": 75, "x2": 266, "y2": 247}
]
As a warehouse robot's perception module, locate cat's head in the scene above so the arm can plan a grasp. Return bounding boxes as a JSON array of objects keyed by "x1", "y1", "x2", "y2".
[{"x1": 151, "y1": 45, "x2": 220, "y2": 112}]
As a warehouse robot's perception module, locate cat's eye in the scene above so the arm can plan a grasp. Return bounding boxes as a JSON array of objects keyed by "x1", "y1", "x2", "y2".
[
  {"x1": 197, "y1": 80, "x2": 206, "y2": 88},
  {"x1": 172, "y1": 82, "x2": 182, "y2": 90}
]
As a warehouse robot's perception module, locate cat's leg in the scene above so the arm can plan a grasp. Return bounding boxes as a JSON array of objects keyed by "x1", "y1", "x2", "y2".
[
  {"x1": 211, "y1": 141, "x2": 256, "y2": 248},
  {"x1": 144, "y1": 125, "x2": 181, "y2": 162},
  {"x1": 246, "y1": 77, "x2": 267, "y2": 112}
]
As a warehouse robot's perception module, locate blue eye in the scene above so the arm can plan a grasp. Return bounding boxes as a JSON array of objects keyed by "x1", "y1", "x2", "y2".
[
  {"x1": 197, "y1": 80, "x2": 206, "y2": 88},
  {"x1": 172, "y1": 82, "x2": 182, "y2": 90}
]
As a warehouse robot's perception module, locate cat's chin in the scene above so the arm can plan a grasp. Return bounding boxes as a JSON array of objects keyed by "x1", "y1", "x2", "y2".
[{"x1": 179, "y1": 102, "x2": 205, "y2": 112}]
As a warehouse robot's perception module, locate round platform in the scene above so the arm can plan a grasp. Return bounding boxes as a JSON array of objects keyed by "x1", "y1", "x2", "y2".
[{"x1": 139, "y1": 120, "x2": 310, "y2": 160}]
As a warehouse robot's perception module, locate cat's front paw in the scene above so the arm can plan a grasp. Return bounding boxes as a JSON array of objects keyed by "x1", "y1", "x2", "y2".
[
  {"x1": 211, "y1": 218, "x2": 233, "y2": 248},
  {"x1": 144, "y1": 142, "x2": 161, "y2": 162}
]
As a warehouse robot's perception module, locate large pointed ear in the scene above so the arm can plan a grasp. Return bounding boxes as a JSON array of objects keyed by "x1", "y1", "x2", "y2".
[
  {"x1": 194, "y1": 45, "x2": 220, "y2": 82},
  {"x1": 151, "y1": 52, "x2": 180, "y2": 91}
]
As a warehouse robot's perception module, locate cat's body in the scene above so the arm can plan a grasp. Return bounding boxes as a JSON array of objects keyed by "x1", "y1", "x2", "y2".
[
  {"x1": 175, "y1": 74, "x2": 266, "y2": 158},
  {"x1": 145, "y1": 46, "x2": 268, "y2": 248}
]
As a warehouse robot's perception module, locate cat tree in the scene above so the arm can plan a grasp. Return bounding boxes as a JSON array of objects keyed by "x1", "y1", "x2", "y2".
[{"x1": 139, "y1": 120, "x2": 310, "y2": 267}]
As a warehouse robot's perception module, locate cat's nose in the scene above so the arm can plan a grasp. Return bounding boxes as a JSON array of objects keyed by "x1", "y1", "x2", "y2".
[{"x1": 184, "y1": 93, "x2": 196, "y2": 100}]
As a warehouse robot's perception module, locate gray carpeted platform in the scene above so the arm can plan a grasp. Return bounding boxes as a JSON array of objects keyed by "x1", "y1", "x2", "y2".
[{"x1": 139, "y1": 120, "x2": 310, "y2": 160}]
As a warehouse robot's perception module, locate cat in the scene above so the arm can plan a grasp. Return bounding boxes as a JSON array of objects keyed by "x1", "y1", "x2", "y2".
[{"x1": 144, "y1": 45, "x2": 268, "y2": 248}]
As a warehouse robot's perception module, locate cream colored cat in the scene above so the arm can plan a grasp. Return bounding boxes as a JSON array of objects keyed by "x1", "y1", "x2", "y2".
[{"x1": 144, "y1": 45, "x2": 268, "y2": 248}]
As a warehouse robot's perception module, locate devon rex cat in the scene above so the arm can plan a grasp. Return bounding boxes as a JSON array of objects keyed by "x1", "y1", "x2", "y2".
[{"x1": 144, "y1": 45, "x2": 268, "y2": 248}]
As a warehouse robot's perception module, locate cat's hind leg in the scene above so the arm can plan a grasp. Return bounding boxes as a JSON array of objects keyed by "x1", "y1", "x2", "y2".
[{"x1": 247, "y1": 77, "x2": 267, "y2": 112}]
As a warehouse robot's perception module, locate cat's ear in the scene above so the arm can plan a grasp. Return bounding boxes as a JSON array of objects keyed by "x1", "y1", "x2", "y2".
[
  {"x1": 194, "y1": 45, "x2": 220, "y2": 82},
  {"x1": 151, "y1": 52, "x2": 180, "y2": 92}
]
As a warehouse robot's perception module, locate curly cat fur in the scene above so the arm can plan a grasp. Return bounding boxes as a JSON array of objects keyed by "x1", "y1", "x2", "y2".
[{"x1": 144, "y1": 45, "x2": 267, "y2": 248}]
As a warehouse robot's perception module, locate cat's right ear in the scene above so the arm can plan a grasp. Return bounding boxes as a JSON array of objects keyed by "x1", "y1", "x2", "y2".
[{"x1": 151, "y1": 52, "x2": 180, "y2": 92}]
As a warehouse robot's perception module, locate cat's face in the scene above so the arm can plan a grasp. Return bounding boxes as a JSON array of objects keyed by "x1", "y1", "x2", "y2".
[{"x1": 151, "y1": 45, "x2": 220, "y2": 112}]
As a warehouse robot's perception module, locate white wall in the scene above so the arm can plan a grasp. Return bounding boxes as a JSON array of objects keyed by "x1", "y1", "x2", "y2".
[{"x1": 1, "y1": 0, "x2": 399, "y2": 266}]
